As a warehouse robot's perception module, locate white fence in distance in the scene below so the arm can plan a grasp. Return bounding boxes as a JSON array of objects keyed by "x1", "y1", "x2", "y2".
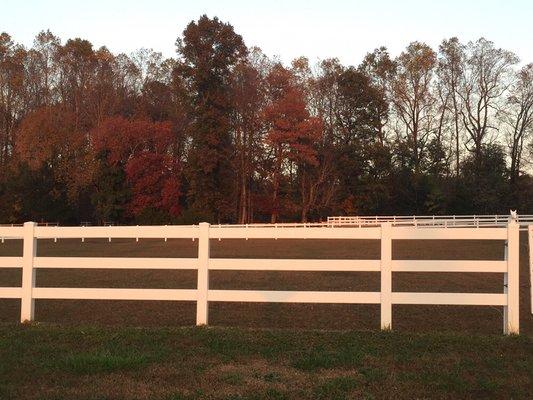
[
  {"x1": 0, "y1": 221, "x2": 521, "y2": 334},
  {"x1": 327, "y1": 214, "x2": 533, "y2": 230}
]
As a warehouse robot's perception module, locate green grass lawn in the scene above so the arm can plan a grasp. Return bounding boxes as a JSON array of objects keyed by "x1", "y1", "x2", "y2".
[{"x1": 0, "y1": 324, "x2": 531, "y2": 400}]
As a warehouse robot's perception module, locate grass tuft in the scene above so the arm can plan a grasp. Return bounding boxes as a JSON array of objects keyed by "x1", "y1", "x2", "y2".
[{"x1": 61, "y1": 350, "x2": 150, "y2": 374}]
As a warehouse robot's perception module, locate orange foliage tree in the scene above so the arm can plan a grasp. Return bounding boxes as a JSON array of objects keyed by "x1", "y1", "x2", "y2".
[
  {"x1": 15, "y1": 105, "x2": 94, "y2": 201},
  {"x1": 264, "y1": 65, "x2": 323, "y2": 222}
]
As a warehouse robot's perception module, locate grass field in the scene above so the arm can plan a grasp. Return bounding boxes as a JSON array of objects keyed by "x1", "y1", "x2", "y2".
[
  {"x1": 0, "y1": 325, "x2": 531, "y2": 399},
  {"x1": 0, "y1": 234, "x2": 532, "y2": 399}
]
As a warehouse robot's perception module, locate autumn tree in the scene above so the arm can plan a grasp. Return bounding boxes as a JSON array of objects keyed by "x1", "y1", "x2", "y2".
[
  {"x1": 92, "y1": 116, "x2": 181, "y2": 221},
  {"x1": 174, "y1": 15, "x2": 247, "y2": 222},
  {"x1": 0, "y1": 33, "x2": 26, "y2": 169},
  {"x1": 360, "y1": 47, "x2": 396, "y2": 143},
  {"x1": 392, "y1": 42, "x2": 438, "y2": 173},
  {"x1": 56, "y1": 38, "x2": 98, "y2": 131},
  {"x1": 15, "y1": 105, "x2": 93, "y2": 201},
  {"x1": 264, "y1": 64, "x2": 323, "y2": 222},
  {"x1": 112, "y1": 52, "x2": 142, "y2": 116},
  {"x1": 438, "y1": 38, "x2": 464, "y2": 175},
  {"x1": 125, "y1": 152, "x2": 180, "y2": 220},
  {"x1": 90, "y1": 46, "x2": 119, "y2": 125},
  {"x1": 24, "y1": 30, "x2": 60, "y2": 109},
  {"x1": 230, "y1": 57, "x2": 267, "y2": 223}
]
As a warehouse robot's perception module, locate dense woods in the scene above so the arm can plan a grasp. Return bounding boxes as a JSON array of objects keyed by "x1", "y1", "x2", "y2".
[{"x1": 0, "y1": 16, "x2": 532, "y2": 224}]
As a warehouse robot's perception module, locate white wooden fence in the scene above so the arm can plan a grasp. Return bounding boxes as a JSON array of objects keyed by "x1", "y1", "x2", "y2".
[
  {"x1": 0, "y1": 221, "x2": 521, "y2": 334},
  {"x1": 327, "y1": 214, "x2": 533, "y2": 229}
]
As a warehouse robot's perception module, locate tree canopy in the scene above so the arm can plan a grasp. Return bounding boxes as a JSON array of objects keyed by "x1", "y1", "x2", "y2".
[{"x1": 0, "y1": 18, "x2": 532, "y2": 224}]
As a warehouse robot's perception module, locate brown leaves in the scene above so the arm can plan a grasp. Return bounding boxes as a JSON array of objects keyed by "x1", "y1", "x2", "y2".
[
  {"x1": 15, "y1": 105, "x2": 95, "y2": 200},
  {"x1": 264, "y1": 65, "x2": 323, "y2": 167}
]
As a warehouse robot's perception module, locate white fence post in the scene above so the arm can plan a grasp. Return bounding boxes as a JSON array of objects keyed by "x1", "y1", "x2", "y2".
[
  {"x1": 196, "y1": 222, "x2": 210, "y2": 325},
  {"x1": 380, "y1": 222, "x2": 392, "y2": 329},
  {"x1": 503, "y1": 239, "x2": 508, "y2": 331},
  {"x1": 505, "y1": 221, "x2": 519, "y2": 334},
  {"x1": 527, "y1": 225, "x2": 533, "y2": 314},
  {"x1": 21, "y1": 221, "x2": 37, "y2": 322}
]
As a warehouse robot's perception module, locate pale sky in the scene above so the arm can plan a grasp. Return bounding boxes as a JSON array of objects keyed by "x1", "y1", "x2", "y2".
[{"x1": 2, "y1": 0, "x2": 532, "y2": 66}]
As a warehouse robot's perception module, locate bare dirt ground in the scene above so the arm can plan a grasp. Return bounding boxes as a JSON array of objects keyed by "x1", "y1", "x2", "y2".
[{"x1": 0, "y1": 233, "x2": 531, "y2": 335}]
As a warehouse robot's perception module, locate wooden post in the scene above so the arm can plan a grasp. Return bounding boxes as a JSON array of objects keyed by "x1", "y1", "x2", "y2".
[
  {"x1": 380, "y1": 222, "x2": 392, "y2": 330},
  {"x1": 196, "y1": 222, "x2": 210, "y2": 325},
  {"x1": 505, "y1": 221, "x2": 519, "y2": 334},
  {"x1": 21, "y1": 222, "x2": 37, "y2": 323}
]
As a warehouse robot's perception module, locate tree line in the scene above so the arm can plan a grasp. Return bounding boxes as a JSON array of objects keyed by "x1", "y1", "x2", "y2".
[{"x1": 1, "y1": 15, "x2": 532, "y2": 225}]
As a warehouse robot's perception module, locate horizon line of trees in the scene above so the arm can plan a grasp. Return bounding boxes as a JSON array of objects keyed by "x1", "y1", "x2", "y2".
[{"x1": 1, "y1": 15, "x2": 532, "y2": 225}]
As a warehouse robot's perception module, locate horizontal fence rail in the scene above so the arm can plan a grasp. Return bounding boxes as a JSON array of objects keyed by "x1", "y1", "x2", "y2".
[
  {"x1": 0, "y1": 220, "x2": 522, "y2": 334},
  {"x1": 327, "y1": 214, "x2": 533, "y2": 230}
]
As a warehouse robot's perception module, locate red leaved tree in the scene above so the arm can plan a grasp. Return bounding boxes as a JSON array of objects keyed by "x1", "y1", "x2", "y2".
[
  {"x1": 125, "y1": 153, "x2": 181, "y2": 217},
  {"x1": 264, "y1": 65, "x2": 323, "y2": 222},
  {"x1": 91, "y1": 116, "x2": 181, "y2": 219}
]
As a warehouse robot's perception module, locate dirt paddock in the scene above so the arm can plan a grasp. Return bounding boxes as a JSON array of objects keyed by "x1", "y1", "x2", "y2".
[{"x1": 0, "y1": 233, "x2": 531, "y2": 335}]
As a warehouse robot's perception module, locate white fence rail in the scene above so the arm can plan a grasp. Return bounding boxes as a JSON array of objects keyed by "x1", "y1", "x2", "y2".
[
  {"x1": 327, "y1": 214, "x2": 533, "y2": 229},
  {"x1": 0, "y1": 221, "x2": 521, "y2": 334}
]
